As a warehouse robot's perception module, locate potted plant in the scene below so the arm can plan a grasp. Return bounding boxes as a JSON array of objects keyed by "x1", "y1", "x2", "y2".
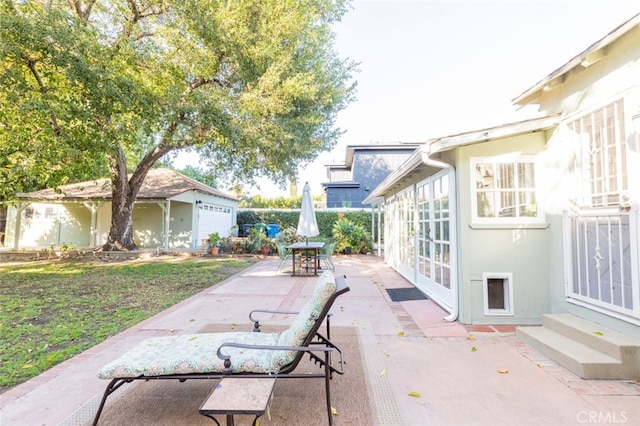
[
  {"x1": 259, "y1": 241, "x2": 271, "y2": 256},
  {"x1": 209, "y1": 232, "x2": 221, "y2": 255},
  {"x1": 248, "y1": 227, "x2": 269, "y2": 255}
]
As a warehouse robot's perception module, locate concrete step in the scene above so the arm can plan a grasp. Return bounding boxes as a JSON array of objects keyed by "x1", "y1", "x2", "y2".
[
  {"x1": 542, "y1": 314, "x2": 640, "y2": 360},
  {"x1": 517, "y1": 314, "x2": 640, "y2": 380}
]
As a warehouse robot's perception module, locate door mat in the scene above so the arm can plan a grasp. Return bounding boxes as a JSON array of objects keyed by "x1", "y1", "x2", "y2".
[{"x1": 386, "y1": 287, "x2": 428, "y2": 302}]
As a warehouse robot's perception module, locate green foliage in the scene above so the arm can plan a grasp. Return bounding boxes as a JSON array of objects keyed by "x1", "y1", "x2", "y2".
[
  {"x1": 208, "y1": 232, "x2": 221, "y2": 246},
  {"x1": 332, "y1": 218, "x2": 373, "y2": 254},
  {"x1": 179, "y1": 165, "x2": 217, "y2": 188},
  {"x1": 248, "y1": 227, "x2": 267, "y2": 251},
  {"x1": 240, "y1": 195, "x2": 302, "y2": 209},
  {"x1": 58, "y1": 242, "x2": 77, "y2": 252},
  {"x1": 275, "y1": 226, "x2": 303, "y2": 245},
  {"x1": 237, "y1": 209, "x2": 380, "y2": 241},
  {"x1": 0, "y1": 0, "x2": 356, "y2": 249}
]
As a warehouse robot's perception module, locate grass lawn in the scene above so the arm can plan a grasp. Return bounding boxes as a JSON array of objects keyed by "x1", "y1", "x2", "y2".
[{"x1": 0, "y1": 256, "x2": 258, "y2": 392}]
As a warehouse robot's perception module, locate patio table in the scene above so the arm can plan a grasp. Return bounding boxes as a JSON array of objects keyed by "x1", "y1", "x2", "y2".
[{"x1": 286, "y1": 242, "x2": 325, "y2": 276}]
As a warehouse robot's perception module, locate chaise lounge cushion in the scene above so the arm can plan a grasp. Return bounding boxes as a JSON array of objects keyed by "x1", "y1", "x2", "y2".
[{"x1": 98, "y1": 271, "x2": 337, "y2": 379}]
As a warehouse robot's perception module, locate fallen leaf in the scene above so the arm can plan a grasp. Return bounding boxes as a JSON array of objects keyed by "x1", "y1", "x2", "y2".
[
  {"x1": 380, "y1": 369, "x2": 387, "y2": 376},
  {"x1": 21, "y1": 363, "x2": 32, "y2": 369},
  {"x1": 397, "y1": 331, "x2": 405, "y2": 336},
  {"x1": 331, "y1": 406, "x2": 338, "y2": 416},
  {"x1": 471, "y1": 346, "x2": 477, "y2": 352},
  {"x1": 383, "y1": 351, "x2": 390, "y2": 357},
  {"x1": 497, "y1": 369, "x2": 509, "y2": 374},
  {"x1": 467, "y1": 336, "x2": 477, "y2": 341},
  {"x1": 592, "y1": 331, "x2": 604, "y2": 336},
  {"x1": 188, "y1": 336, "x2": 198, "y2": 341},
  {"x1": 408, "y1": 391, "x2": 422, "y2": 398}
]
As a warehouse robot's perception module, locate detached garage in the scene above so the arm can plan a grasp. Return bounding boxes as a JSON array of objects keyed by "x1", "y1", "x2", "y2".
[{"x1": 2, "y1": 168, "x2": 239, "y2": 251}]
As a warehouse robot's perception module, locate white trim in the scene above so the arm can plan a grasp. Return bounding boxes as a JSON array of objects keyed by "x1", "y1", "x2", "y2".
[
  {"x1": 470, "y1": 156, "x2": 545, "y2": 225},
  {"x1": 567, "y1": 298, "x2": 640, "y2": 327},
  {"x1": 482, "y1": 272, "x2": 514, "y2": 316}
]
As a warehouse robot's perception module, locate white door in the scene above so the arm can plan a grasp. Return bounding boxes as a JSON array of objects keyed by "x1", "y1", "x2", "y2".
[{"x1": 415, "y1": 170, "x2": 455, "y2": 311}]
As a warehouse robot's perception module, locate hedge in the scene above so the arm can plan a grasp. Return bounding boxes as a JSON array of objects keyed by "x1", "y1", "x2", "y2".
[{"x1": 237, "y1": 209, "x2": 383, "y2": 241}]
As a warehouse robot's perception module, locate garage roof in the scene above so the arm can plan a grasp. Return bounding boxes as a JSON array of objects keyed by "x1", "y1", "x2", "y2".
[{"x1": 20, "y1": 168, "x2": 238, "y2": 202}]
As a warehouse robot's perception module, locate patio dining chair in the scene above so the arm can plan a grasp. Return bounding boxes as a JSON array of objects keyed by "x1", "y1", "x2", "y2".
[
  {"x1": 276, "y1": 242, "x2": 292, "y2": 273},
  {"x1": 319, "y1": 242, "x2": 336, "y2": 271}
]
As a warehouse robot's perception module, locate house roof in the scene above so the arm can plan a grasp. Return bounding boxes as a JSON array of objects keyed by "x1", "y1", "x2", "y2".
[
  {"x1": 513, "y1": 12, "x2": 640, "y2": 106},
  {"x1": 342, "y1": 143, "x2": 422, "y2": 168},
  {"x1": 21, "y1": 168, "x2": 238, "y2": 202},
  {"x1": 325, "y1": 142, "x2": 422, "y2": 170},
  {"x1": 362, "y1": 116, "x2": 559, "y2": 205}
]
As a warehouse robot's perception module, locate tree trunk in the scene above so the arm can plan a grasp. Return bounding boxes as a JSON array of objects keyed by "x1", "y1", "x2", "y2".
[
  {"x1": 101, "y1": 165, "x2": 138, "y2": 251},
  {"x1": 100, "y1": 143, "x2": 173, "y2": 251},
  {"x1": 102, "y1": 189, "x2": 137, "y2": 251}
]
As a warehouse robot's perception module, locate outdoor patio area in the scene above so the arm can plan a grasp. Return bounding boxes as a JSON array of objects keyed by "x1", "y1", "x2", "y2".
[{"x1": 1, "y1": 255, "x2": 639, "y2": 425}]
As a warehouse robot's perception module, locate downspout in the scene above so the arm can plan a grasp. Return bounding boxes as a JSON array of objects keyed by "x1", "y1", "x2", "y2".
[
  {"x1": 164, "y1": 200, "x2": 171, "y2": 251},
  {"x1": 369, "y1": 206, "x2": 375, "y2": 253},
  {"x1": 377, "y1": 203, "x2": 382, "y2": 257},
  {"x1": 420, "y1": 148, "x2": 459, "y2": 322}
]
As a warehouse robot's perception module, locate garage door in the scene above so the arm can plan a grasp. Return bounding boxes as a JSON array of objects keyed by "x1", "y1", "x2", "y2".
[{"x1": 198, "y1": 203, "x2": 232, "y2": 240}]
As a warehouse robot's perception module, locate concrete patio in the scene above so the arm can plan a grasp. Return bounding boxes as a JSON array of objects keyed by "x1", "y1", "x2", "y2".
[{"x1": 1, "y1": 254, "x2": 639, "y2": 425}]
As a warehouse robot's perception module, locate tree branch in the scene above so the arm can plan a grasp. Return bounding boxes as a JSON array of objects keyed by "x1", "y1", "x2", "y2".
[
  {"x1": 74, "y1": 0, "x2": 98, "y2": 21},
  {"x1": 127, "y1": 0, "x2": 167, "y2": 23},
  {"x1": 26, "y1": 58, "x2": 61, "y2": 135}
]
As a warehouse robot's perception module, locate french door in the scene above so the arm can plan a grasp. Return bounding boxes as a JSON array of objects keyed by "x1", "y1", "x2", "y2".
[{"x1": 415, "y1": 170, "x2": 454, "y2": 311}]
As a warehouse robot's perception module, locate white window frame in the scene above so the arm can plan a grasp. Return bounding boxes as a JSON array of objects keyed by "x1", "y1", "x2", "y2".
[
  {"x1": 470, "y1": 156, "x2": 544, "y2": 225},
  {"x1": 482, "y1": 272, "x2": 514, "y2": 316}
]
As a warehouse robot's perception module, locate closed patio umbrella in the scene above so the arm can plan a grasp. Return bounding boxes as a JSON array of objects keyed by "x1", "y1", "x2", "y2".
[{"x1": 297, "y1": 182, "x2": 319, "y2": 244}]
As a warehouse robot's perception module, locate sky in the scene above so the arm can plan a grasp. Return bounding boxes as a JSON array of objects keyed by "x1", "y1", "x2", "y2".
[{"x1": 175, "y1": 0, "x2": 640, "y2": 197}]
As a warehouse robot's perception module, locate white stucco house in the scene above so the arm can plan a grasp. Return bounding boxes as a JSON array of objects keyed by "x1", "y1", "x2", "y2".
[
  {"x1": 2, "y1": 168, "x2": 239, "y2": 250},
  {"x1": 364, "y1": 13, "x2": 640, "y2": 378}
]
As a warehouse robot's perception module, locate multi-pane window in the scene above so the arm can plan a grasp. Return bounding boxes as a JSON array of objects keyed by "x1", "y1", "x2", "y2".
[
  {"x1": 471, "y1": 157, "x2": 539, "y2": 222},
  {"x1": 568, "y1": 99, "x2": 627, "y2": 208}
]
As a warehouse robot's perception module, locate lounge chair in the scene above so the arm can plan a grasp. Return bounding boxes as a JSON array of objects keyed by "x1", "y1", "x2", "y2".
[{"x1": 93, "y1": 271, "x2": 349, "y2": 425}]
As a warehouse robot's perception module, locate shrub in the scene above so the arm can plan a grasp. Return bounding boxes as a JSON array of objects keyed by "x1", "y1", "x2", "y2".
[
  {"x1": 332, "y1": 218, "x2": 372, "y2": 254},
  {"x1": 237, "y1": 209, "x2": 382, "y2": 241},
  {"x1": 275, "y1": 226, "x2": 302, "y2": 245},
  {"x1": 218, "y1": 237, "x2": 242, "y2": 254}
]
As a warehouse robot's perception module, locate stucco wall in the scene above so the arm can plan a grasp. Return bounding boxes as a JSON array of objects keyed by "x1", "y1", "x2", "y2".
[{"x1": 456, "y1": 132, "x2": 551, "y2": 325}]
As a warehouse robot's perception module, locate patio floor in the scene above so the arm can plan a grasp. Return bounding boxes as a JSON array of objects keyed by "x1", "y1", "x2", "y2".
[{"x1": 1, "y1": 255, "x2": 639, "y2": 425}]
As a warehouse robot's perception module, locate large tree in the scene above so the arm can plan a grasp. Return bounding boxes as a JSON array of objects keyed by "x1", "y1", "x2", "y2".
[{"x1": 0, "y1": 0, "x2": 355, "y2": 250}]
